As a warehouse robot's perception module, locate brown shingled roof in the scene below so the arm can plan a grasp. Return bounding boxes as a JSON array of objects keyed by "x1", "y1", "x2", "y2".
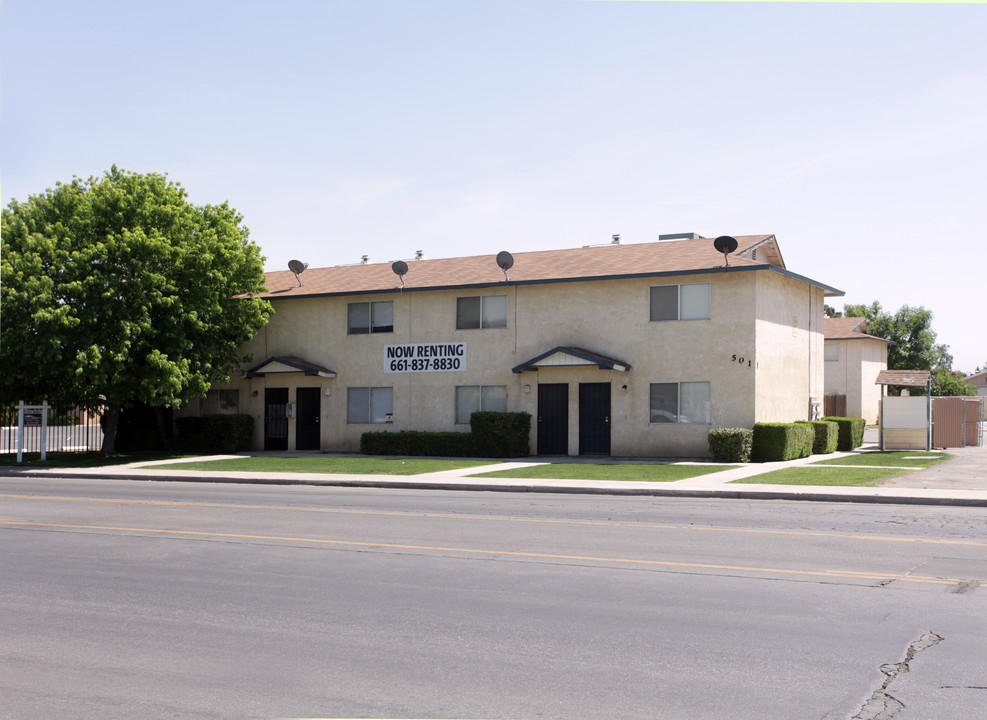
[
  {"x1": 824, "y1": 317, "x2": 892, "y2": 343},
  {"x1": 875, "y1": 370, "x2": 931, "y2": 387},
  {"x1": 249, "y1": 234, "x2": 835, "y2": 300}
]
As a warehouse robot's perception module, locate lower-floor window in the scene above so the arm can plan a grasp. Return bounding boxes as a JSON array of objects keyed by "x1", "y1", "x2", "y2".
[
  {"x1": 456, "y1": 385, "x2": 507, "y2": 424},
  {"x1": 201, "y1": 389, "x2": 239, "y2": 415},
  {"x1": 347, "y1": 387, "x2": 393, "y2": 423},
  {"x1": 649, "y1": 382, "x2": 710, "y2": 424}
]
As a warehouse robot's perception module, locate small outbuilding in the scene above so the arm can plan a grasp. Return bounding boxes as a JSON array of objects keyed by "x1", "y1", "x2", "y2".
[
  {"x1": 875, "y1": 370, "x2": 932, "y2": 451},
  {"x1": 964, "y1": 370, "x2": 987, "y2": 397}
]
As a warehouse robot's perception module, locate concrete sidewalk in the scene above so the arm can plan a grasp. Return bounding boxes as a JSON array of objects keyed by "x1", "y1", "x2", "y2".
[{"x1": 5, "y1": 432, "x2": 987, "y2": 507}]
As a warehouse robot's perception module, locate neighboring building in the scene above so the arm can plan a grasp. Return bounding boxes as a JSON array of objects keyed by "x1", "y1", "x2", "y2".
[
  {"x1": 964, "y1": 371, "x2": 987, "y2": 397},
  {"x1": 823, "y1": 317, "x2": 890, "y2": 424},
  {"x1": 195, "y1": 234, "x2": 842, "y2": 458}
]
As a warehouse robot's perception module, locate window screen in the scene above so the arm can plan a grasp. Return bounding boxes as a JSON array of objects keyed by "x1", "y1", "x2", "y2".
[
  {"x1": 456, "y1": 385, "x2": 507, "y2": 424},
  {"x1": 348, "y1": 302, "x2": 393, "y2": 334},
  {"x1": 347, "y1": 387, "x2": 393, "y2": 423},
  {"x1": 650, "y1": 284, "x2": 709, "y2": 321},
  {"x1": 457, "y1": 296, "x2": 507, "y2": 329},
  {"x1": 649, "y1": 382, "x2": 710, "y2": 424}
]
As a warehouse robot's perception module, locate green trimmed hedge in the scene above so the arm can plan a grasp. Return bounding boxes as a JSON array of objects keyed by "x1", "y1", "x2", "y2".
[
  {"x1": 360, "y1": 430, "x2": 475, "y2": 457},
  {"x1": 707, "y1": 428, "x2": 753, "y2": 463},
  {"x1": 796, "y1": 420, "x2": 839, "y2": 454},
  {"x1": 470, "y1": 411, "x2": 531, "y2": 458},
  {"x1": 174, "y1": 414, "x2": 253, "y2": 453},
  {"x1": 751, "y1": 422, "x2": 814, "y2": 462},
  {"x1": 361, "y1": 411, "x2": 532, "y2": 458},
  {"x1": 820, "y1": 416, "x2": 866, "y2": 451}
]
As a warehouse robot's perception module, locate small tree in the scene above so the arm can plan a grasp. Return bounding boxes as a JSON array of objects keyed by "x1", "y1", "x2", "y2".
[
  {"x1": 1, "y1": 167, "x2": 273, "y2": 454},
  {"x1": 930, "y1": 368, "x2": 976, "y2": 397}
]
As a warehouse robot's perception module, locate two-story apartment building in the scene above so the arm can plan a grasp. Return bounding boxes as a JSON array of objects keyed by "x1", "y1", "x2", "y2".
[{"x1": 198, "y1": 234, "x2": 842, "y2": 458}]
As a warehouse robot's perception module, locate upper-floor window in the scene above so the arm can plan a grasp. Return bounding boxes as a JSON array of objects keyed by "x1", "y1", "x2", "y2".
[
  {"x1": 649, "y1": 381, "x2": 710, "y2": 424},
  {"x1": 455, "y1": 385, "x2": 507, "y2": 424},
  {"x1": 348, "y1": 301, "x2": 393, "y2": 334},
  {"x1": 456, "y1": 295, "x2": 507, "y2": 330},
  {"x1": 650, "y1": 283, "x2": 710, "y2": 321}
]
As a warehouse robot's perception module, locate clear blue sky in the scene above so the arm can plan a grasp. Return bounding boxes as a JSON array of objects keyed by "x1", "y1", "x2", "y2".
[{"x1": 3, "y1": 1, "x2": 984, "y2": 372}]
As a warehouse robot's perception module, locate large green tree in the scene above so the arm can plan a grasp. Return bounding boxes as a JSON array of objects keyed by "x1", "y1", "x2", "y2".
[
  {"x1": 841, "y1": 301, "x2": 974, "y2": 396},
  {"x1": 1, "y1": 166, "x2": 272, "y2": 453},
  {"x1": 842, "y1": 301, "x2": 947, "y2": 372}
]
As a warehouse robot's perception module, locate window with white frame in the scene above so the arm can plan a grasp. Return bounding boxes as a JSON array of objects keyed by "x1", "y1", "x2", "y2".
[
  {"x1": 347, "y1": 387, "x2": 393, "y2": 423},
  {"x1": 650, "y1": 283, "x2": 710, "y2": 321},
  {"x1": 456, "y1": 295, "x2": 507, "y2": 330},
  {"x1": 348, "y1": 301, "x2": 394, "y2": 334},
  {"x1": 201, "y1": 389, "x2": 239, "y2": 415},
  {"x1": 455, "y1": 385, "x2": 507, "y2": 424},
  {"x1": 825, "y1": 343, "x2": 839, "y2": 362},
  {"x1": 649, "y1": 382, "x2": 711, "y2": 424}
]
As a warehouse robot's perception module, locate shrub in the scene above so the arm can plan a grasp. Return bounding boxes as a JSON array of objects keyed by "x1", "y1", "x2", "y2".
[
  {"x1": 751, "y1": 422, "x2": 814, "y2": 462},
  {"x1": 821, "y1": 416, "x2": 866, "y2": 451},
  {"x1": 797, "y1": 420, "x2": 839, "y2": 454},
  {"x1": 174, "y1": 414, "x2": 253, "y2": 454},
  {"x1": 470, "y1": 411, "x2": 531, "y2": 458},
  {"x1": 360, "y1": 412, "x2": 531, "y2": 458},
  {"x1": 108, "y1": 403, "x2": 174, "y2": 452},
  {"x1": 707, "y1": 428, "x2": 753, "y2": 463},
  {"x1": 360, "y1": 430, "x2": 475, "y2": 457}
]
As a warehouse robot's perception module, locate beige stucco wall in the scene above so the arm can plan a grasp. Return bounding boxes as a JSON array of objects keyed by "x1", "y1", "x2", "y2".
[
  {"x1": 824, "y1": 338, "x2": 887, "y2": 424},
  {"x1": 200, "y1": 267, "x2": 827, "y2": 458},
  {"x1": 751, "y1": 272, "x2": 826, "y2": 422}
]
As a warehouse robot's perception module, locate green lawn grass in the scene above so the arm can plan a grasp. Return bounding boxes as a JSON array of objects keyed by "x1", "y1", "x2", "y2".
[
  {"x1": 159, "y1": 456, "x2": 494, "y2": 475},
  {"x1": 812, "y1": 451, "x2": 950, "y2": 468},
  {"x1": 731, "y1": 466, "x2": 909, "y2": 486},
  {"x1": 471, "y1": 463, "x2": 738, "y2": 482},
  {"x1": 0, "y1": 451, "x2": 190, "y2": 468}
]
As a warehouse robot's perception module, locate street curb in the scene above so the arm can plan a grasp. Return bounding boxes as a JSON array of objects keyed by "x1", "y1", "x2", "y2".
[{"x1": 5, "y1": 469, "x2": 987, "y2": 507}]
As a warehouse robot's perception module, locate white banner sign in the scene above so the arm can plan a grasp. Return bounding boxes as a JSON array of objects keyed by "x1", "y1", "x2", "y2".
[{"x1": 384, "y1": 342, "x2": 467, "y2": 373}]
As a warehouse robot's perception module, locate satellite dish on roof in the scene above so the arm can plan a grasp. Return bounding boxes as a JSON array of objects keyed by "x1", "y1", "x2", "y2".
[
  {"x1": 392, "y1": 260, "x2": 409, "y2": 288},
  {"x1": 713, "y1": 236, "x2": 738, "y2": 266},
  {"x1": 496, "y1": 251, "x2": 514, "y2": 281},
  {"x1": 288, "y1": 259, "x2": 308, "y2": 286}
]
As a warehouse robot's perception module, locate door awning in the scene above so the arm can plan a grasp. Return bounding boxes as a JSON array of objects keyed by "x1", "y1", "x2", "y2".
[
  {"x1": 512, "y1": 346, "x2": 631, "y2": 374},
  {"x1": 245, "y1": 355, "x2": 337, "y2": 379}
]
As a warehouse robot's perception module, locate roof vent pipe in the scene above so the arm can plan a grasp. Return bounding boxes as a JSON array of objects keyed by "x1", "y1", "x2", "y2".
[
  {"x1": 415, "y1": 250, "x2": 425, "y2": 260},
  {"x1": 361, "y1": 255, "x2": 369, "y2": 264},
  {"x1": 611, "y1": 234, "x2": 620, "y2": 245}
]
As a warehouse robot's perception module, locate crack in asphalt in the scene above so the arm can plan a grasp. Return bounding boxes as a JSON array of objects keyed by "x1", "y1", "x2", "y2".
[{"x1": 849, "y1": 632, "x2": 944, "y2": 720}]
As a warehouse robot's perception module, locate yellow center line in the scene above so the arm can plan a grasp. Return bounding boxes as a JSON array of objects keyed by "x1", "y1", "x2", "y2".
[
  {"x1": 1, "y1": 493, "x2": 984, "y2": 547},
  {"x1": 0, "y1": 519, "x2": 968, "y2": 586}
]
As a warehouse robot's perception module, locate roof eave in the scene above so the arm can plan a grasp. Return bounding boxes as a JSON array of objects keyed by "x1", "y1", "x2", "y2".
[{"x1": 256, "y1": 264, "x2": 844, "y2": 301}]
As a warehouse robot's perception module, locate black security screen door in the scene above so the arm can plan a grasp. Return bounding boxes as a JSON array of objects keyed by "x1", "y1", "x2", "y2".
[
  {"x1": 295, "y1": 387, "x2": 321, "y2": 451},
  {"x1": 579, "y1": 382, "x2": 611, "y2": 456},
  {"x1": 264, "y1": 388, "x2": 289, "y2": 451},
  {"x1": 537, "y1": 384, "x2": 568, "y2": 455}
]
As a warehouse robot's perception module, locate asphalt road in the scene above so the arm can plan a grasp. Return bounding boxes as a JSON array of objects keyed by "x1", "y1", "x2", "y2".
[{"x1": 2, "y1": 477, "x2": 985, "y2": 720}]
